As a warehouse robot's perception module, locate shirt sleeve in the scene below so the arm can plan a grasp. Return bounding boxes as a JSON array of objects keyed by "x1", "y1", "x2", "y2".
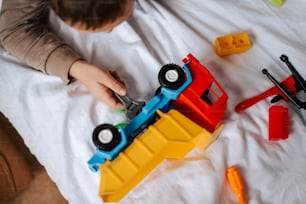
[{"x1": 0, "y1": 0, "x2": 82, "y2": 84}]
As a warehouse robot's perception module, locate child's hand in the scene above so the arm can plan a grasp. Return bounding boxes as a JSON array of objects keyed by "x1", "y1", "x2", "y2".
[{"x1": 69, "y1": 60, "x2": 127, "y2": 110}]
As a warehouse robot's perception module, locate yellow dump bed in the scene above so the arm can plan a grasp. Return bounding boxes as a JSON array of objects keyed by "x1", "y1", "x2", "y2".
[{"x1": 99, "y1": 109, "x2": 223, "y2": 202}]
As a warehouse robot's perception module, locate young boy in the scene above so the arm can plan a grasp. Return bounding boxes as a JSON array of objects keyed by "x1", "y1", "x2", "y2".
[{"x1": 0, "y1": 0, "x2": 135, "y2": 110}]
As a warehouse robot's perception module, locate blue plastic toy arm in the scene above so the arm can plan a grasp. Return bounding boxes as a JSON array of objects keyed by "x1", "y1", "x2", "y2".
[{"x1": 88, "y1": 152, "x2": 106, "y2": 172}]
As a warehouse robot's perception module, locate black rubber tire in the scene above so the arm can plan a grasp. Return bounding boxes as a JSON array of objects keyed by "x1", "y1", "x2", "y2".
[
  {"x1": 92, "y1": 124, "x2": 121, "y2": 151},
  {"x1": 158, "y1": 64, "x2": 186, "y2": 90}
]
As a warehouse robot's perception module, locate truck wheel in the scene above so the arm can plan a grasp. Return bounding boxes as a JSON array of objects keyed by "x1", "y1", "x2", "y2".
[
  {"x1": 158, "y1": 64, "x2": 186, "y2": 90},
  {"x1": 154, "y1": 86, "x2": 162, "y2": 95},
  {"x1": 92, "y1": 124, "x2": 121, "y2": 151}
]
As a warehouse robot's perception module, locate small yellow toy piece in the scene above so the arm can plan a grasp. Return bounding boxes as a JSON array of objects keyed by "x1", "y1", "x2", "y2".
[
  {"x1": 215, "y1": 32, "x2": 251, "y2": 56},
  {"x1": 267, "y1": 0, "x2": 285, "y2": 7},
  {"x1": 99, "y1": 109, "x2": 223, "y2": 202}
]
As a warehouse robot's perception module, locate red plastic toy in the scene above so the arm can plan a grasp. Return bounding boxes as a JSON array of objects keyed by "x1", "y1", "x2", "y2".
[
  {"x1": 235, "y1": 75, "x2": 296, "y2": 112},
  {"x1": 172, "y1": 54, "x2": 228, "y2": 132},
  {"x1": 235, "y1": 55, "x2": 306, "y2": 112},
  {"x1": 268, "y1": 105, "x2": 289, "y2": 140}
]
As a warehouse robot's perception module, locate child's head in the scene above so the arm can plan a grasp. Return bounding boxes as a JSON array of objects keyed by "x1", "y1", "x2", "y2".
[{"x1": 48, "y1": 0, "x2": 135, "y2": 33}]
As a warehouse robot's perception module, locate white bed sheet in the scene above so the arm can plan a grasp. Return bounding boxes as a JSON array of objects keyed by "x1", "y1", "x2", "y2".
[{"x1": 1, "y1": 0, "x2": 306, "y2": 203}]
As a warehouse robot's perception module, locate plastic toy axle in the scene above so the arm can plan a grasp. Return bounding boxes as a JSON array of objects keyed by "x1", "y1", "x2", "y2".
[{"x1": 226, "y1": 167, "x2": 247, "y2": 204}]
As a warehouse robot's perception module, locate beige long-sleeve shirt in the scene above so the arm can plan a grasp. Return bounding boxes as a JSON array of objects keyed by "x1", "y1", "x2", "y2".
[{"x1": 0, "y1": 0, "x2": 82, "y2": 84}]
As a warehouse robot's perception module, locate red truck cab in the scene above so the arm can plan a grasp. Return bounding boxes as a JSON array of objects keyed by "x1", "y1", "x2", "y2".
[{"x1": 172, "y1": 54, "x2": 228, "y2": 132}]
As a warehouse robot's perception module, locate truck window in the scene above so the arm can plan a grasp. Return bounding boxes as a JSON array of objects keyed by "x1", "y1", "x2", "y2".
[{"x1": 201, "y1": 82, "x2": 222, "y2": 106}]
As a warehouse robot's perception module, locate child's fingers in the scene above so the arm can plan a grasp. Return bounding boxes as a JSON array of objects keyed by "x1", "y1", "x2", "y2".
[
  {"x1": 90, "y1": 83, "x2": 124, "y2": 110},
  {"x1": 104, "y1": 88, "x2": 125, "y2": 110},
  {"x1": 105, "y1": 95, "x2": 125, "y2": 110},
  {"x1": 110, "y1": 70, "x2": 126, "y2": 86},
  {"x1": 102, "y1": 71, "x2": 127, "y2": 96},
  {"x1": 109, "y1": 70, "x2": 120, "y2": 80}
]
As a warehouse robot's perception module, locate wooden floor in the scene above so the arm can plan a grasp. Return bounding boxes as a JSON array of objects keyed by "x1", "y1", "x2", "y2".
[
  {"x1": 0, "y1": 112, "x2": 67, "y2": 204},
  {"x1": 5, "y1": 165, "x2": 68, "y2": 204}
]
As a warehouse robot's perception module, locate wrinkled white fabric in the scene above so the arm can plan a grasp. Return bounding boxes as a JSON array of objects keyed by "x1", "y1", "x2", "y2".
[{"x1": 1, "y1": 0, "x2": 306, "y2": 203}]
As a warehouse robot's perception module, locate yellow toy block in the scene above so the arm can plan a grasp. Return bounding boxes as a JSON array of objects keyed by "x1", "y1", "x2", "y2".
[
  {"x1": 215, "y1": 32, "x2": 251, "y2": 56},
  {"x1": 267, "y1": 0, "x2": 285, "y2": 7},
  {"x1": 99, "y1": 109, "x2": 223, "y2": 202}
]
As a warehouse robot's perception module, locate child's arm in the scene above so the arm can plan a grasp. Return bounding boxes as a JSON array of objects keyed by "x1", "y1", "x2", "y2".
[
  {"x1": 0, "y1": 0, "x2": 79, "y2": 84},
  {"x1": 0, "y1": 0, "x2": 126, "y2": 109}
]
